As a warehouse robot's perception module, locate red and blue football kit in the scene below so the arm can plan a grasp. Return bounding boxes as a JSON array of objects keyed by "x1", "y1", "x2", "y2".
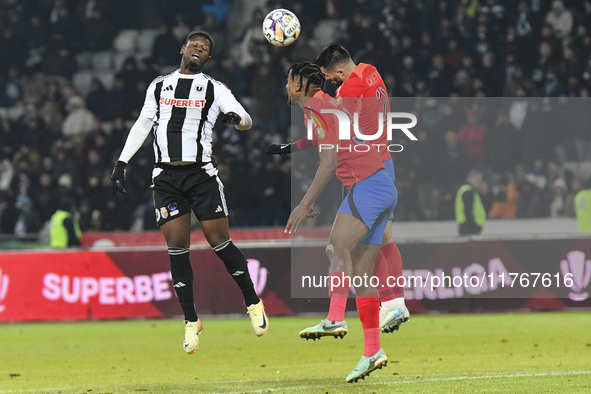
[
  {"x1": 336, "y1": 63, "x2": 392, "y2": 163},
  {"x1": 304, "y1": 91, "x2": 384, "y2": 190},
  {"x1": 304, "y1": 91, "x2": 396, "y2": 245}
]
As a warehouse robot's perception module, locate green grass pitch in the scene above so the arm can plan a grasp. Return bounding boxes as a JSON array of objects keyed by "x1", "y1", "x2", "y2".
[{"x1": 1, "y1": 312, "x2": 590, "y2": 393}]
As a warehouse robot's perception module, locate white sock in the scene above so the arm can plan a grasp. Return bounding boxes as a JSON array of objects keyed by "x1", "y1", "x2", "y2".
[{"x1": 382, "y1": 297, "x2": 405, "y2": 310}]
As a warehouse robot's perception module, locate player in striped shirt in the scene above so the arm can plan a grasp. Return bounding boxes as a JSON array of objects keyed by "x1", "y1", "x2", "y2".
[{"x1": 110, "y1": 31, "x2": 268, "y2": 355}]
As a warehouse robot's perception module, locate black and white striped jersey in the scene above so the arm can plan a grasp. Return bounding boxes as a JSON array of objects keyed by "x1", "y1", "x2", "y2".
[{"x1": 140, "y1": 70, "x2": 249, "y2": 163}]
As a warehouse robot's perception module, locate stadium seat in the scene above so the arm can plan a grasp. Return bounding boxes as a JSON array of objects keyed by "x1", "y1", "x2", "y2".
[
  {"x1": 312, "y1": 20, "x2": 345, "y2": 51},
  {"x1": 113, "y1": 52, "x2": 131, "y2": 71},
  {"x1": 135, "y1": 52, "x2": 152, "y2": 63},
  {"x1": 113, "y1": 29, "x2": 138, "y2": 53},
  {"x1": 91, "y1": 51, "x2": 113, "y2": 72},
  {"x1": 94, "y1": 70, "x2": 115, "y2": 90},
  {"x1": 137, "y1": 29, "x2": 159, "y2": 54},
  {"x1": 75, "y1": 52, "x2": 92, "y2": 70},
  {"x1": 72, "y1": 70, "x2": 94, "y2": 97},
  {"x1": 101, "y1": 121, "x2": 113, "y2": 134}
]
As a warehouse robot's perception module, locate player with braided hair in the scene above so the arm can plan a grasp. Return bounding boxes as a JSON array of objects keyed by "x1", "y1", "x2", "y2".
[
  {"x1": 268, "y1": 44, "x2": 409, "y2": 337},
  {"x1": 284, "y1": 61, "x2": 393, "y2": 382}
]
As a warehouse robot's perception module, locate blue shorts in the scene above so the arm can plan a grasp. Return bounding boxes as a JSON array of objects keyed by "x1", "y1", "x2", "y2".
[
  {"x1": 337, "y1": 169, "x2": 398, "y2": 245},
  {"x1": 383, "y1": 159, "x2": 396, "y2": 221}
]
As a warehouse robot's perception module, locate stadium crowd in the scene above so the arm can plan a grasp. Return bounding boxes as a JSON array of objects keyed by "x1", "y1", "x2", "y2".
[{"x1": 1, "y1": 0, "x2": 591, "y2": 235}]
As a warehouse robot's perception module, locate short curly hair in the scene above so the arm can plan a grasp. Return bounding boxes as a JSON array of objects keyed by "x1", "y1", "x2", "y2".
[{"x1": 185, "y1": 31, "x2": 215, "y2": 55}]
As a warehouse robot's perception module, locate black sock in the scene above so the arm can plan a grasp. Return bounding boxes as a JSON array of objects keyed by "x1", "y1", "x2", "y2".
[
  {"x1": 213, "y1": 239, "x2": 260, "y2": 306},
  {"x1": 169, "y1": 247, "x2": 198, "y2": 322}
]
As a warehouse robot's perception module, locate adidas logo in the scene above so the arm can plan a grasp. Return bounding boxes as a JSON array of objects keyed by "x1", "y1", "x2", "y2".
[
  {"x1": 215, "y1": 205, "x2": 223, "y2": 213},
  {"x1": 173, "y1": 282, "x2": 186, "y2": 288},
  {"x1": 163, "y1": 85, "x2": 174, "y2": 91},
  {"x1": 231, "y1": 270, "x2": 244, "y2": 277}
]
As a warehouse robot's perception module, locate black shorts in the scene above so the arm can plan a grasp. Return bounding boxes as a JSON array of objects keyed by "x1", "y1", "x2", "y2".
[{"x1": 151, "y1": 163, "x2": 228, "y2": 226}]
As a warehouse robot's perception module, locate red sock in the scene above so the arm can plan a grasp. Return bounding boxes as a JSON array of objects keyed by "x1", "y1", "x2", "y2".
[
  {"x1": 373, "y1": 249, "x2": 393, "y2": 302},
  {"x1": 356, "y1": 294, "x2": 380, "y2": 357},
  {"x1": 378, "y1": 242, "x2": 404, "y2": 300},
  {"x1": 327, "y1": 272, "x2": 349, "y2": 322}
]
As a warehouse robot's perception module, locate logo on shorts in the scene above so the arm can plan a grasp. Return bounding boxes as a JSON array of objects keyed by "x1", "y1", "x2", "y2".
[
  {"x1": 168, "y1": 203, "x2": 179, "y2": 216},
  {"x1": 160, "y1": 207, "x2": 169, "y2": 219},
  {"x1": 215, "y1": 205, "x2": 223, "y2": 213}
]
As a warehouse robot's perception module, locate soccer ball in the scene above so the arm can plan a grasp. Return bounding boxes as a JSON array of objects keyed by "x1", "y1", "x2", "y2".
[{"x1": 262, "y1": 9, "x2": 301, "y2": 47}]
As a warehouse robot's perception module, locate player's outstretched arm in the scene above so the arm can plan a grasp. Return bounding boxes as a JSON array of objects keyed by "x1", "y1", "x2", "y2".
[
  {"x1": 220, "y1": 111, "x2": 252, "y2": 130},
  {"x1": 110, "y1": 115, "x2": 153, "y2": 195},
  {"x1": 265, "y1": 138, "x2": 314, "y2": 155},
  {"x1": 285, "y1": 144, "x2": 337, "y2": 233},
  {"x1": 217, "y1": 84, "x2": 252, "y2": 131}
]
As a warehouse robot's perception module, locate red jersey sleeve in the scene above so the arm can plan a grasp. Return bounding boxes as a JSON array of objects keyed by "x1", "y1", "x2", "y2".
[{"x1": 304, "y1": 93, "x2": 340, "y2": 148}]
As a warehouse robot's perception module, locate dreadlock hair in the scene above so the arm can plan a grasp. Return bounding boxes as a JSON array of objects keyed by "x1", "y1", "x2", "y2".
[
  {"x1": 185, "y1": 31, "x2": 215, "y2": 55},
  {"x1": 315, "y1": 42, "x2": 352, "y2": 70},
  {"x1": 288, "y1": 61, "x2": 325, "y2": 95}
]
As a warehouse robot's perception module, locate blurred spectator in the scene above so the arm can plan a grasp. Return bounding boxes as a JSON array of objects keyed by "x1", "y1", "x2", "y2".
[
  {"x1": 152, "y1": 24, "x2": 181, "y2": 68},
  {"x1": 13, "y1": 195, "x2": 42, "y2": 235},
  {"x1": 574, "y1": 178, "x2": 591, "y2": 233},
  {"x1": 545, "y1": 1, "x2": 573, "y2": 39},
  {"x1": 489, "y1": 177, "x2": 519, "y2": 219},
  {"x1": 504, "y1": 66, "x2": 536, "y2": 97},
  {"x1": 475, "y1": 53, "x2": 504, "y2": 96},
  {"x1": 517, "y1": 159, "x2": 551, "y2": 218},
  {"x1": 540, "y1": 69, "x2": 565, "y2": 97},
  {"x1": 84, "y1": 7, "x2": 115, "y2": 52},
  {"x1": 455, "y1": 170, "x2": 487, "y2": 235},
  {"x1": 437, "y1": 131, "x2": 469, "y2": 191},
  {"x1": 27, "y1": 14, "x2": 50, "y2": 53},
  {"x1": 485, "y1": 112, "x2": 519, "y2": 174},
  {"x1": 457, "y1": 110, "x2": 487, "y2": 166},
  {"x1": 0, "y1": 66, "x2": 23, "y2": 107},
  {"x1": 104, "y1": 77, "x2": 135, "y2": 120},
  {"x1": 86, "y1": 78, "x2": 109, "y2": 120},
  {"x1": 0, "y1": 119, "x2": 19, "y2": 159},
  {"x1": 50, "y1": 197, "x2": 81, "y2": 248},
  {"x1": 549, "y1": 177, "x2": 568, "y2": 217},
  {"x1": 0, "y1": 28, "x2": 27, "y2": 74},
  {"x1": 0, "y1": 192, "x2": 18, "y2": 234},
  {"x1": 250, "y1": 65, "x2": 278, "y2": 134},
  {"x1": 62, "y1": 96, "x2": 95, "y2": 137},
  {"x1": 116, "y1": 57, "x2": 141, "y2": 94},
  {"x1": 43, "y1": 45, "x2": 77, "y2": 78},
  {"x1": 564, "y1": 179, "x2": 583, "y2": 218},
  {"x1": 32, "y1": 172, "x2": 58, "y2": 222},
  {"x1": 202, "y1": 0, "x2": 232, "y2": 22}
]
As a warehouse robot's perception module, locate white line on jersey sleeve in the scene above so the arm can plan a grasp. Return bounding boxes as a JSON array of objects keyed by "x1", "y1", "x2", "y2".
[
  {"x1": 118, "y1": 116, "x2": 154, "y2": 163},
  {"x1": 139, "y1": 80, "x2": 159, "y2": 120}
]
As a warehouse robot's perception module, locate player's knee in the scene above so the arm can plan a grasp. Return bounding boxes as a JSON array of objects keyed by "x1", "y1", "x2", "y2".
[
  {"x1": 325, "y1": 243, "x2": 335, "y2": 259},
  {"x1": 208, "y1": 233, "x2": 230, "y2": 248},
  {"x1": 165, "y1": 235, "x2": 190, "y2": 249}
]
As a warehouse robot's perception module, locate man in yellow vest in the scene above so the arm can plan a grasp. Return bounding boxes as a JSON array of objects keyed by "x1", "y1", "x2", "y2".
[
  {"x1": 455, "y1": 170, "x2": 487, "y2": 236},
  {"x1": 574, "y1": 179, "x2": 591, "y2": 233},
  {"x1": 50, "y1": 197, "x2": 81, "y2": 248}
]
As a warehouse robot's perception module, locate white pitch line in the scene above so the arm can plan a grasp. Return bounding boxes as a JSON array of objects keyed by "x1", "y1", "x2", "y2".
[
  {"x1": 2, "y1": 370, "x2": 589, "y2": 394},
  {"x1": 202, "y1": 370, "x2": 591, "y2": 394}
]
